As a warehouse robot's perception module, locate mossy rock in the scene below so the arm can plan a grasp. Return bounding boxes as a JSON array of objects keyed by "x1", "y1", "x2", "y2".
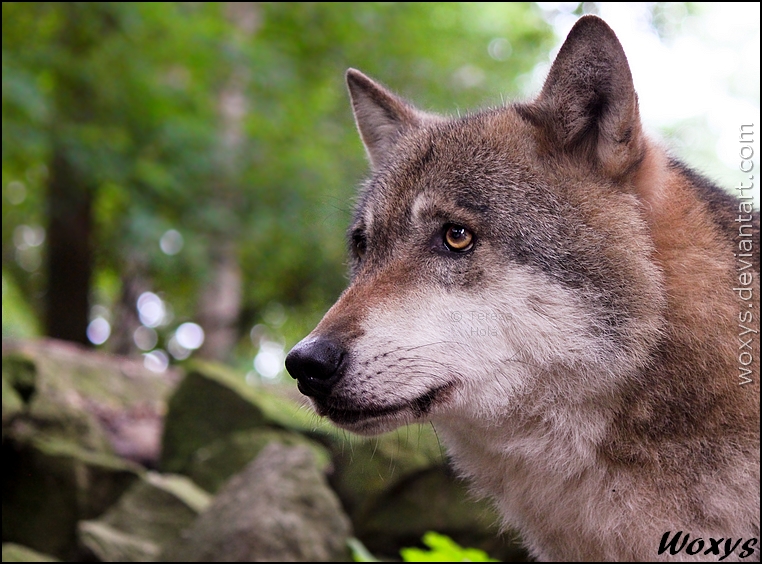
[
  {"x1": 2, "y1": 374, "x2": 24, "y2": 429},
  {"x1": 2, "y1": 434, "x2": 142, "y2": 560},
  {"x1": 162, "y1": 443, "x2": 352, "y2": 562},
  {"x1": 185, "y1": 427, "x2": 330, "y2": 493},
  {"x1": 2, "y1": 353, "x2": 37, "y2": 438},
  {"x1": 2, "y1": 353, "x2": 36, "y2": 403},
  {"x1": 1, "y1": 543, "x2": 60, "y2": 562},
  {"x1": 2, "y1": 340, "x2": 179, "y2": 461},
  {"x1": 78, "y1": 472, "x2": 211, "y2": 562},
  {"x1": 159, "y1": 360, "x2": 330, "y2": 474},
  {"x1": 356, "y1": 467, "x2": 527, "y2": 562},
  {"x1": 326, "y1": 424, "x2": 446, "y2": 517}
]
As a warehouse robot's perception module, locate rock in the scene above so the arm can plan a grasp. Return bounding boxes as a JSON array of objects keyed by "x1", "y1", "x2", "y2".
[
  {"x1": 327, "y1": 424, "x2": 445, "y2": 518},
  {"x1": 2, "y1": 434, "x2": 142, "y2": 560},
  {"x1": 184, "y1": 427, "x2": 330, "y2": 493},
  {"x1": 1, "y1": 543, "x2": 60, "y2": 562},
  {"x1": 2, "y1": 353, "x2": 35, "y2": 403},
  {"x1": 327, "y1": 427, "x2": 525, "y2": 561},
  {"x1": 78, "y1": 472, "x2": 211, "y2": 562},
  {"x1": 159, "y1": 360, "x2": 330, "y2": 474},
  {"x1": 356, "y1": 467, "x2": 518, "y2": 560},
  {"x1": 78, "y1": 522, "x2": 159, "y2": 563},
  {"x1": 162, "y1": 443, "x2": 352, "y2": 562},
  {"x1": 2, "y1": 339, "x2": 180, "y2": 464},
  {"x1": 2, "y1": 373, "x2": 24, "y2": 430},
  {"x1": 2, "y1": 341, "x2": 523, "y2": 561}
]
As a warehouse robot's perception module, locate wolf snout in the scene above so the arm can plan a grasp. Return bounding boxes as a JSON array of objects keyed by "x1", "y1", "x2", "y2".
[{"x1": 285, "y1": 336, "x2": 345, "y2": 398}]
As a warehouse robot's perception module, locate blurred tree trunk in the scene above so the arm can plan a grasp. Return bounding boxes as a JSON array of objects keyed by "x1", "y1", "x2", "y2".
[
  {"x1": 197, "y1": 243, "x2": 243, "y2": 360},
  {"x1": 44, "y1": 4, "x2": 113, "y2": 346},
  {"x1": 196, "y1": 2, "x2": 258, "y2": 361},
  {"x1": 45, "y1": 146, "x2": 94, "y2": 345}
]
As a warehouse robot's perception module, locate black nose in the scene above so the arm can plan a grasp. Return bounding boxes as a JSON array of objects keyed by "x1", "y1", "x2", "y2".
[{"x1": 285, "y1": 337, "x2": 345, "y2": 398}]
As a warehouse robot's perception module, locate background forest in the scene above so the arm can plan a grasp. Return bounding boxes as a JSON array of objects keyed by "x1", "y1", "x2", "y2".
[{"x1": 2, "y1": 2, "x2": 759, "y2": 381}]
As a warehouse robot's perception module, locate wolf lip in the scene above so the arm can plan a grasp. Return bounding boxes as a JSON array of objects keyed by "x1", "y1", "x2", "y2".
[
  {"x1": 317, "y1": 383, "x2": 455, "y2": 425},
  {"x1": 321, "y1": 402, "x2": 403, "y2": 425}
]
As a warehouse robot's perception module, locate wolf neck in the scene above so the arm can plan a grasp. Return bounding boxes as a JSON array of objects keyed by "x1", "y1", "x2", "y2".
[
  {"x1": 435, "y1": 393, "x2": 611, "y2": 489},
  {"x1": 434, "y1": 397, "x2": 617, "y2": 560}
]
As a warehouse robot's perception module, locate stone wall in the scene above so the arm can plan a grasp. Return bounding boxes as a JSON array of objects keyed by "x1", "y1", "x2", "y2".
[{"x1": 2, "y1": 339, "x2": 527, "y2": 562}]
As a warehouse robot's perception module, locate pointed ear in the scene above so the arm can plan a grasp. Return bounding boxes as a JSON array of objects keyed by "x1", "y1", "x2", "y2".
[
  {"x1": 346, "y1": 68, "x2": 438, "y2": 170},
  {"x1": 519, "y1": 16, "x2": 645, "y2": 179}
]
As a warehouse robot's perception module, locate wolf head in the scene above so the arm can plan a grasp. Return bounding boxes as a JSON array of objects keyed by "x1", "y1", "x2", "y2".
[{"x1": 286, "y1": 16, "x2": 666, "y2": 436}]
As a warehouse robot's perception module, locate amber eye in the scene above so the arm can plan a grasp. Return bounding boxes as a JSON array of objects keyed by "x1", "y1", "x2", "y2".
[{"x1": 444, "y1": 224, "x2": 474, "y2": 252}]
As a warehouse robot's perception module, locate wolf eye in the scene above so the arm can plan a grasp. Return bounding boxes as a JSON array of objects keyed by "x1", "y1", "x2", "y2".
[
  {"x1": 352, "y1": 231, "x2": 367, "y2": 260},
  {"x1": 444, "y1": 224, "x2": 474, "y2": 252}
]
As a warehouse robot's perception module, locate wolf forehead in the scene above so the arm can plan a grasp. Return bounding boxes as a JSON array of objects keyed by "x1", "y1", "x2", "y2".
[
  {"x1": 351, "y1": 108, "x2": 623, "y2": 276},
  {"x1": 352, "y1": 108, "x2": 569, "y2": 242}
]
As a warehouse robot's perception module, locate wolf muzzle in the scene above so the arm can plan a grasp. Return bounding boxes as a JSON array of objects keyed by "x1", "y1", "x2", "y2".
[{"x1": 285, "y1": 337, "x2": 345, "y2": 399}]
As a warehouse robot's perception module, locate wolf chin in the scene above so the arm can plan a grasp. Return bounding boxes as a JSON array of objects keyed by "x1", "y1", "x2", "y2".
[{"x1": 286, "y1": 16, "x2": 760, "y2": 562}]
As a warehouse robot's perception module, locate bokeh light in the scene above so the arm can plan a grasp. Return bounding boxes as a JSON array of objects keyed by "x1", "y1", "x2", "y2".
[
  {"x1": 167, "y1": 336, "x2": 191, "y2": 360},
  {"x1": 137, "y1": 292, "x2": 166, "y2": 328},
  {"x1": 13, "y1": 225, "x2": 45, "y2": 249},
  {"x1": 175, "y1": 322, "x2": 204, "y2": 350},
  {"x1": 488, "y1": 37, "x2": 512, "y2": 61},
  {"x1": 86, "y1": 317, "x2": 111, "y2": 345},
  {"x1": 6, "y1": 181, "x2": 27, "y2": 205},
  {"x1": 159, "y1": 229, "x2": 184, "y2": 255},
  {"x1": 134, "y1": 326, "x2": 158, "y2": 351},
  {"x1": 254, "y1": 338, "x2": 285, "y2": 380},
  {"x1": 143, "y1": 349, "x2": 169, "y2": 373}
]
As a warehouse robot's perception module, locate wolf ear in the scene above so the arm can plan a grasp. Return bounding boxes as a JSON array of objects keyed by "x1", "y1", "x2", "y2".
[
  {"x1": 346, "y1": 69, "x2": 438, "y2": 170},
  {"x1": 520, "y1": 16, "x2": 644, "y2": 179}
]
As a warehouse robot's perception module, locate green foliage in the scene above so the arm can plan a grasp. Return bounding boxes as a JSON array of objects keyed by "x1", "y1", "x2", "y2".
[
  {"x1": 2, "y1": 270, "x2": 40, "y2": 339},
  {"x1": 2, "y1": 2, "x2": 553, "y2": 365},
  {"x1": 400, "y1": 532, "x2": 499, "y2": 562},
  {"x1": 349, "y1": 532, "x2": 499, "y2": 562}
]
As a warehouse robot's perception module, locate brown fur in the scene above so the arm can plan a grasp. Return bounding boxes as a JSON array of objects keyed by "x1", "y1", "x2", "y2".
[{"x1": 287, "y1": 16, "x2": 760, "y2": 561}]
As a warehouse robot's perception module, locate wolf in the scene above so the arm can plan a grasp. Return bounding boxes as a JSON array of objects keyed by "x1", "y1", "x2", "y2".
[{"x1": 285, "y1": 15, "x2": 760, "y2": 562}]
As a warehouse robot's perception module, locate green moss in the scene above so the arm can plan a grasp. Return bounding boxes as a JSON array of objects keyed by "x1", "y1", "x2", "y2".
[
  {"x1": 2, "y1": 543, "x2": 60, "y2": 562},
  {"x1": 2, "y1": 434, "x2": 141, "y2": 560},
  {"x1": 78, "y1": 472, "x2": 211, "y2": 562},
  {"x1": 2, "y1": 353, "x2": 36, "y2": 403},
  {"x1": 160, "y1": 360, "x2": 330, "y2": 474},
  {"x1": 186, "y1": 428, "x2": 330, "y2": 493},
  {"x1": 329, "y1": 424, "x2": 446, "y2": 517}
]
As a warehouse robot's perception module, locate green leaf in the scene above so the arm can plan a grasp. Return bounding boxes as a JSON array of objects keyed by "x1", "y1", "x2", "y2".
[{"x1": 399, "y1": 531, "x2": 499, "y2": 562}]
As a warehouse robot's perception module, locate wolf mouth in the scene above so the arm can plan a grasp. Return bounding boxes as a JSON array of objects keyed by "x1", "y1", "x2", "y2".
[{"x1": 317, "y1": 382, "x2": 455, "y2": 426}]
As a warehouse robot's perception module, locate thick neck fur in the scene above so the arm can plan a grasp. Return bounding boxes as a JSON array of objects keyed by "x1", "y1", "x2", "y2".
[{"x1": 434, "y1": 140, "x2": 760, "y2": 562}]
